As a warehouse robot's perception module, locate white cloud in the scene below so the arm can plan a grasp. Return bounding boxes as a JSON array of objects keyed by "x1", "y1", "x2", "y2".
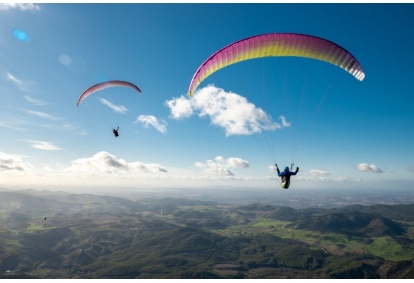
[
  {"x1": 279, "y1": 115, "x2": 291, "y2": 127},
  {"x1": 5, "y1": 72, "x2": 36, "y2": 92},
  {"x1": 0, "y1": 122, "x2": 25, "y2": 131},
  {"x1": 309, "y1": 169, "x2": 330, "y2": 176},
  {"x1": 98, "y1": 98, "x2": 128, "y2": 114},
  {"x1": 24, "y1": 140, "x2": 62, "y2": 151},
  {"x1": 25, "y1": 110, "x2": 61, "y2": 121},
  {"x1": 195, "y1": 155, "x2": 249, "y2": 176},
  {"x1": 67, "y1": 151, "x2": 167, "y2": 176},
  {"x1": 165, "y1": 85, "x2": 289, "y2": 136},
  {"x1": 0, "y1": 3, "x2": 40, "y2": 11},
  {"x1": 0, "y1": 151, "x2": 33, "y2": 172},
  {"x1": 129, "y1": 161, "x2": 168, "y2": 173},
  {"x1": 0, "y1": 151, "x2": 172, "y2": 188},
  {"x1": 268, "y1": 165, "x2": 277, "y2": 172},
  {"x1": 24, "y1": 95, "x2": 47, "y2": 106},
  {"x1": 296, "y1": 175, "x2": 368, "y2": 183},
  {"x1": 135, "y1": 115, "x2": 167, "y2": 133},
  {"x1": 356, "y1": 163, "x2": 383, "y2": 173},
  {"x1": 2, "y1": 111, "x2": 84, "y2": 134},
  {"x1": 165, "y1": 95, "x2": 194, "y2": 119},
  {"x1": 225, "y1": 156, "x2": 250, "y2": 168},
  {"x1": 79, "y1": 129, "x2": 89, "y2": 136},
  {"x1": 194, "y1": 161, "x2": 204, "y2": 168},
  {"x1": 6, "y1": 72, "x2": 22, "y2": 84}
]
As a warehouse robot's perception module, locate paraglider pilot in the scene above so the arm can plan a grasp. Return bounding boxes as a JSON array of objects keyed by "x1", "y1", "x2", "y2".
[
  {"x1": 276, "y1": 164, "x2": 299, "y2": 189},
  {"x1": 112, "y1": 127, "x2": 119, "y2": 137}
]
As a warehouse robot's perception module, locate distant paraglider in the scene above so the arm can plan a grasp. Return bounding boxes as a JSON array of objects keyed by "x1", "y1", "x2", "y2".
[
  {"x1": 77, "y1": 80, "x2": 142, "y2": 137},
  {"x1": 77, "y1": 80, "x2": 141, "y2": 107},
  {"x1": 112, "y1": 127, "x2": 119, "y2": 137}
]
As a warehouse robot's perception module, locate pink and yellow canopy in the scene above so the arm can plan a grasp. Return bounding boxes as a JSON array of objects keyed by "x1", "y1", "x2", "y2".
[{"x1": 188, "y1": 33, "x2": 365, "y2": 96}]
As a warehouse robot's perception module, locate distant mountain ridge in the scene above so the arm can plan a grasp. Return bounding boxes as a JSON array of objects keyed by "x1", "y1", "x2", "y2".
[{"x1": 290, "y1": 212, "x2": 406, "y2": 237}]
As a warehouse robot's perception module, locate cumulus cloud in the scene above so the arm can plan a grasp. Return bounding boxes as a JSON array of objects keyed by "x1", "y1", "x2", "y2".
[
  {"x1": 129, "y1": 161, "x2": 168, "y2": 173},
  {"x1": 98, "y1": 98, "x2": 128, "y2": 114},
  {"x1": 24, "y1": 140, "x2": 62, "y2": 151},
  {"x1": 195, "y1": 155, "x2": 249, "y2": 176},
  {"x1": 165, "y1": 85, "x2": 289, "y2": 136},
  {"x1": 68, "y1": 151, "x2": 167, "y2": 175},
  {"x1": 135, "y1": 115, "x2": 167, "y2": 133},
  {"x1": 356, "y1": 163, "x2": 383, "y2": 173},
  {"x1": 0, "y1": 151, "x2": 32, "y2": 172},
  {"x1": 165, "y1": 95, "x2": 194, "y2": 119},
  {"x1": 0, "y1": 3, "x2": 40, "y2": 11},
  {"x1": 5, "y1": 72, "x2": 36, "y2": 92}
]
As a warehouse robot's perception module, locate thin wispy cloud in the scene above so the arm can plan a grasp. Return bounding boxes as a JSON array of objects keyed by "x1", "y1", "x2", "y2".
[
  {"x1": 356, "y1": 163, "x2": 383, "y2": 173},
  {"x1": 11, "y1": 112, "x2": 88, "y2": 135},
  {"x1": 6, "y1": 72, "x2": 22, "y2": 84},
  {"x1": 309, "y1": 169, "x2": 330, "y2": 176},
  {"x1": 79, "y1": 129, "x2": 89, "y2": 136},
  {"x1": 165, "y1": 85, "x2": 289, "y2": 136},
  {"x1": 295, "y1": 175, "x2": 368, "y2": 183},
  {"x1": 0, "y1": 122, "x2": 25, "y2": 131},
  {"x1": 1, "y1": 113, "x2": 84, "y2": 134},
  {"x1": 24, "y1": 95, "x2": 47, "y2": 106},
  {"x1": 25, "y1": 110, "x2": 61, "y2": 121},
  {"x1": 135, "y1": 115, "x2": 167, "y2": 133},
  {"x1": 5, "y1": 72, "x2": 36, "y2": 92},
  {"x1": 0, "y1": 3, "x2": 41, "y2": 11},
  {"x1": 98, "y1": 98, "x2": 128, "y2": 114},
  {"x1": 279, "y1": 115, "x2": 291, "y2": 127},
  {"x1": 24, "y1": 140, "x2": 62, "y2": 151},
  {"x1": 195, "y1": 155, "x2": 249, "y2": 176}
]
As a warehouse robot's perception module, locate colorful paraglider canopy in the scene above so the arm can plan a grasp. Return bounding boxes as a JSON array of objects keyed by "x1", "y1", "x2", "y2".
[
  {"x1": 188, "y1": 33, "x2": 365, "y2": 96},
  {"x1": 77, "y1": 80, "x2": 141, "y2": 107}
]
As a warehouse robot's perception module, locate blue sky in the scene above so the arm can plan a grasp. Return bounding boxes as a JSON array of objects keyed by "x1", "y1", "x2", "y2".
[{"x1": 1, "y1": 3, "x2": 414, "y2": 192}]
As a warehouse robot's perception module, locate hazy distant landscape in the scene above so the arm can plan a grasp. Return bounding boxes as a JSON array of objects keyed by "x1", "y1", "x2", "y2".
[
  {"x1": 1, "y1": 186, "x2": 414, "y2": 279},
  {"x1": 39, "y1": 184, "x2": 414, "y2": 208}
]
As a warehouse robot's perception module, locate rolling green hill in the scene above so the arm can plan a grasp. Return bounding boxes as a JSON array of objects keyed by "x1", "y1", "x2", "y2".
[{"x1": 1, "y1": 189, "x2": 414, "y2": 279}]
